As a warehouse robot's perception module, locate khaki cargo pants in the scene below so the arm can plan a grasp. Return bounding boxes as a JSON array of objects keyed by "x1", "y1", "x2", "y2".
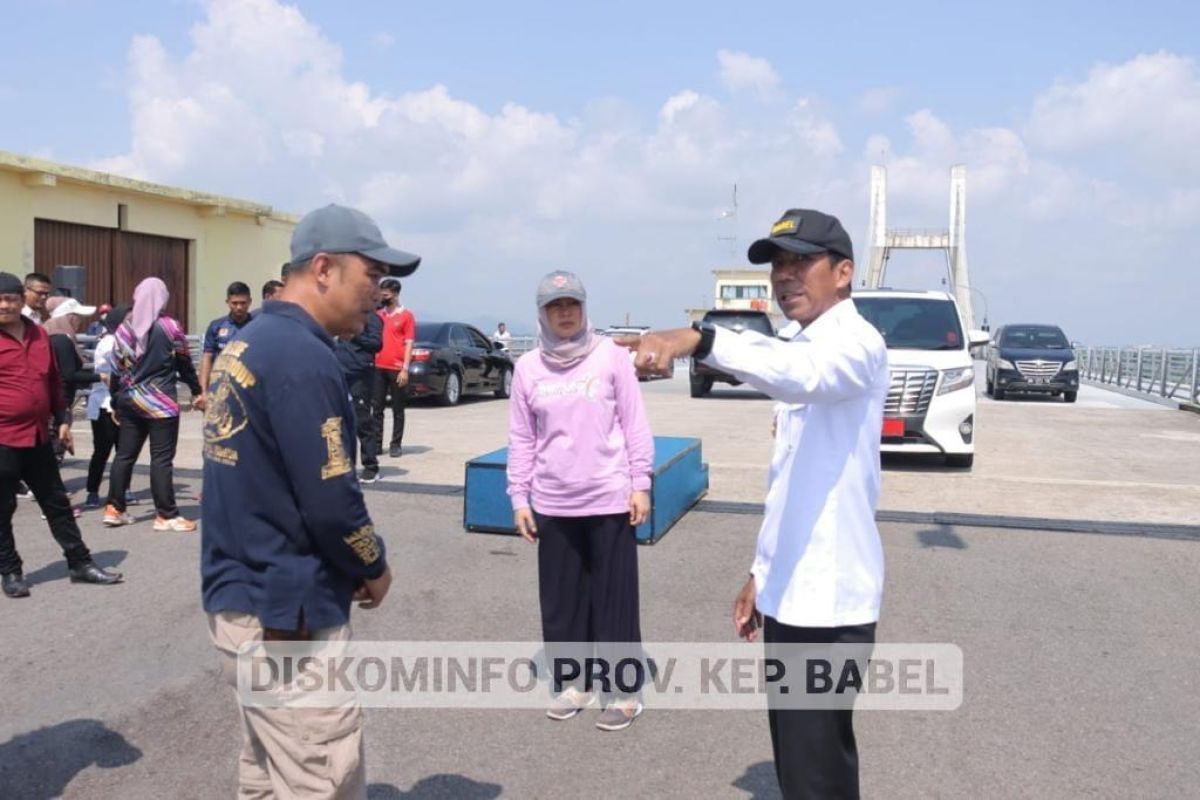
[{"x1": 208, "y1": 611, "x2": 366, "y2": 799}]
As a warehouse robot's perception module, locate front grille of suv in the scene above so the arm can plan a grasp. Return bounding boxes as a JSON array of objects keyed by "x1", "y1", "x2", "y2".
[
  {"x1": 1016, "y1": 360, "x2": 1062, "y2": 381},
  {"x1": 885, "y1": 369, "x2": 939, "y2": 416}
]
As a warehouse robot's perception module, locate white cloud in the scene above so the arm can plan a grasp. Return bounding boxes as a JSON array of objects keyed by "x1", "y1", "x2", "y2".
[
  {"x1": 716, "y1": 49, "x2": 781, "y2": 98},
  {"x1": 857, "y1": 86, "x2": 901, "y2": 116},
  {"x1": 90, "y1": 3, "x2": 1198, "y2": 343},
  {"x1": 1027, "y1": 51, "x2": 1200, "y2": 175}
]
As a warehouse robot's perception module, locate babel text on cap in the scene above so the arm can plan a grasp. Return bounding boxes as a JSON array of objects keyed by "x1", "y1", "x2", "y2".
[
  {"x1": 289, "y1": 204, "x2": 421, "y2": 277},
  {"x1": 747, "y1": 208, "x2": 854, "y2": 265}
]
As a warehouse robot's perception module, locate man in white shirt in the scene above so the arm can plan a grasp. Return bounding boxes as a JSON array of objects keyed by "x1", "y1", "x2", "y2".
[
  {"x1": 619, "y1": 208, "x2": 889, "y2": 799},
  {"x1": 491, "y1": 321, "x2": 512, "y2": 349},
  {"x1": 22, "y1": 272, "x2": 53, "y2": 325}
]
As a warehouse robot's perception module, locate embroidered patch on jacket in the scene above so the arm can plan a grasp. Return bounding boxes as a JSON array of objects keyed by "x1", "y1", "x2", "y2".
[
  {"x1": 320, "y1": 417, "x2": 352, "y2": 480},
  {"x1": 344, "y1": 525, "x2": 381, "y2": 565}
]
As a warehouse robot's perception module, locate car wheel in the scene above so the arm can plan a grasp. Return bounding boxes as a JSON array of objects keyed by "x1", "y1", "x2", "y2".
[
  {"x1": 985, "y1": 377, "x2": 994, "y2": 397},
  {"x1": 1064, "y1": 391, "x2": 1077, "y2": 404},
  {"x1": 439, "y1": 370, "x2": 462, "y2": 406},
  {"x1": 690, "y1": 377, "x2": 712, "y2": 398},
  {"x1": 495, "y1": 368, "x2": 512, "y2": 399},
  {"x1": 945, "y1": 453, "x2": 974, "y2": 469},
  {"x1": 993, "y1": 385, "x2": 1006, "y2": 401}
]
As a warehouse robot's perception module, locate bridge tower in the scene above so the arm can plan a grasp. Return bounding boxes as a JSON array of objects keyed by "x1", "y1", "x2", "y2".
[{"x1": 864, "y1": 164, "x2": 976, "y2": 330}]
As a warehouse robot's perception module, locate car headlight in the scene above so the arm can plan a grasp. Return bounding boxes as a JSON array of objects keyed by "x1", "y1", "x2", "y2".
[
  {"x1": 998, "y1": 359, "x2": 1015, "y2": 370},
  {"x1": 938, "y1": 366, "x2": 975, "y2": 395},
  {"x1": 1063, "y1": 360, "x2": 1077, "y2": 371}
]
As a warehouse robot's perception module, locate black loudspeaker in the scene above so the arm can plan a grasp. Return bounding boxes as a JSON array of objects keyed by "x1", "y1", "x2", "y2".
[{"x1": 52, "y1": 265, "x2": 87, "y2": 302}]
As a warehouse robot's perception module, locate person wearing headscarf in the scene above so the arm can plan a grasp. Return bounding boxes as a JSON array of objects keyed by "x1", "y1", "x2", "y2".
[
  {"x1": 104, "y1": 278, "x2": 203, "y2": 532},
  {"x1": 506, "y1": 270, "x2": 654, "y2": 731},
  {"x1": 83, "y1": 305, "x2": 130, "y2": 509}
]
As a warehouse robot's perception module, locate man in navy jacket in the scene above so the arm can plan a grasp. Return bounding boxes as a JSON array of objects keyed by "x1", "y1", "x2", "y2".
[{"x1": 201, "y1": 205, "x2": 420, "y2": 798}]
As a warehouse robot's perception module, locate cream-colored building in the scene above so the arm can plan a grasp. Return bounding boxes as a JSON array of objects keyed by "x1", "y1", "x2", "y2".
[
  {"x1": 0, "y1": 150, "x2": 295, "y2": 332},
  {"x1": 686, "y1": 268, "x2": 786, "y2": 330}
]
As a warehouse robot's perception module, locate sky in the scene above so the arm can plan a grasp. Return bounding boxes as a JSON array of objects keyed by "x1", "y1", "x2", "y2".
[{"x1": 2, "y1": 0, "x2": 1198, "y2": 343}]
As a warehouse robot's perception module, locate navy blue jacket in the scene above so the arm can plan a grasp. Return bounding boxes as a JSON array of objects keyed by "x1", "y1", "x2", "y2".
[
  {"x1": 202, "y1": 313, "x2": 252, "y2": 356},
  {"x1": 335, "y1": 311, "x2": 383, "y2": 385},
  {"x1": 200, "y1": 301, "x2": 387, "y2": 630}
]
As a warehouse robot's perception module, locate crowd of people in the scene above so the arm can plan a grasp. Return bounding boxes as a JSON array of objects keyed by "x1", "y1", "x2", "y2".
[{"x1": 2, "y1": 200, "x2": 889, "y2": 799}]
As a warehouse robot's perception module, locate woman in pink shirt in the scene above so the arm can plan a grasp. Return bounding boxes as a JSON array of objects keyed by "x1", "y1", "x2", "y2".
[{"x1": 507, "y1": 270, "x2": 654, "y2": 731}]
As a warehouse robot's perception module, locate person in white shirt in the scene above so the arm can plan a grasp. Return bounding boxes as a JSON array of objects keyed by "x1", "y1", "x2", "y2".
[
  {"x1": 491, "y1": 321, "x2": 512, "y2": 349},
  {"x1": 22, "y1": 272, "x2": 53, "y2": 325},
  {"x1": 618, "y1": 208, "x2": 889, "y2": 800}
]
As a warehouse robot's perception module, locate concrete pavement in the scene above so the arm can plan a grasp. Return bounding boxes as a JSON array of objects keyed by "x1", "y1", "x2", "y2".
[{"x1": 1, "y1": 489, "x2": 1197, "y2": 798}]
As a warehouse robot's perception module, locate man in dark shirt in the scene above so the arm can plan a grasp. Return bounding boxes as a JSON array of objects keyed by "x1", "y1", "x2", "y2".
[
  {"x1": 201, "y1": 205, "x2": 420, "y2": 796},
  {"x1": 198, "y1": 281, "x2": 253, "y2": 401},
  {"x1": 0, "y1": 272, "x2": 122, "y2": 598},
  {"x1": 335, "y1": 310, "x2": 384, "y2": 482}
]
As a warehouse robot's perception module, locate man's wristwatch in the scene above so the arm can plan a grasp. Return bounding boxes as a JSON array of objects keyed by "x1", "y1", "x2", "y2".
[{"x1": 691, "y1": 320, "x2": 716, "y2": 360}]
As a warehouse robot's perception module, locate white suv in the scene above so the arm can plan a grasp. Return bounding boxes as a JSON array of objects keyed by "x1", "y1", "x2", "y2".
[{"x1": 853, "y1": 289, "x2": 990, "y2": 468}]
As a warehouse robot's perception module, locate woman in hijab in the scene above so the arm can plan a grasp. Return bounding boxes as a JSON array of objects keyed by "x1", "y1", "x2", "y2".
[
  {"x1": 506, "y1": 270, "x2": 654, "y2": 731},
  {"x1": 104, "y1": 278, "x2": 203, "y2": 532},
  {"x1": 82, "y1": 305, "x2": 131, "y2": 509}
]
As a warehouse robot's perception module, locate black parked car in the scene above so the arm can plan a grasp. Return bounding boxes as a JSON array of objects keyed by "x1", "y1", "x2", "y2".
[
  {"x1": 985, "y1": 324, "x2": 1079, "y2": 402},
  {"x1": 689, "y1": 309, "x2": 776, "y2": 397},
  {"x1": 407, "y1": 322, "x2": 514, "y2": 406}
]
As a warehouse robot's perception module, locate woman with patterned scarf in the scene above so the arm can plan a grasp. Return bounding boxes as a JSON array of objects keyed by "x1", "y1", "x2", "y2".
[{"x1": 103, "y1": 278, "x2": 203, "y2": 532}]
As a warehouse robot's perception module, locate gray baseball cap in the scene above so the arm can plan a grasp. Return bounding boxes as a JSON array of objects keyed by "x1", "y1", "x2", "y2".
[
  {"x1": 537, "y1": 270, "x2": 587, "y2": 308},
  {"x1": 290, "y1": 204, "x2": 421, "y2": 277}
]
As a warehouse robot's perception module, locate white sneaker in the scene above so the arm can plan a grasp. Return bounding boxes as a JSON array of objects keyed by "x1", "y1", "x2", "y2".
[
  {"x1": 546, "y1": 687, "x2": 598, "y2": 721},
  {"x1": 153, "y1": 516, "x2": 197, "y2": 532}
]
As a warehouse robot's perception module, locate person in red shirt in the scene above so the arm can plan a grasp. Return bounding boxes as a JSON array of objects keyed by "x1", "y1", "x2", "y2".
[
  {"x1": 367, "y1": 278, "x2": 415, "y2": 477},
  {"x1": 0, "y1": 272, "x2": 123, "y2": 598}
]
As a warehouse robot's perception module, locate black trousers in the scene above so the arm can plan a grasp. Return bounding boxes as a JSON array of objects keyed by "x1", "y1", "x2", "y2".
[
  {"x1": 369, "y1": 368, "x2": 407, "y2": 454},
  {"x1": 0, "y1": 443, "x2": 92, "y2": 575},
  {"x1": 534, "y1": 511, "x2": 643, "y2": 696},
  {"x1": 764, "y1": 616, "x2": 877, "y2": 800},
  {"x1": 86, "y1": 410, "x2": 118, "y2": 495},
  {"x1": 106, "y1": 410, "x2": 180, "y2": 517},
  {"x1": 349, "y1": 376, "x2": 378, "y2": 471}
]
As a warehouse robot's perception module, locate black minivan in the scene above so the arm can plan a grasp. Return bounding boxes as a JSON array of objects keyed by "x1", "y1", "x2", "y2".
[{"x1": 985, "y1": 324, "x2": 1080, "y2": 402}]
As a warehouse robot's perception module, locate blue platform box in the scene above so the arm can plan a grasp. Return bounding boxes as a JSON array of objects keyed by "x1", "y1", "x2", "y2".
[{"x1": 463, "y1": 436, "x2": 709, "y2": 544}]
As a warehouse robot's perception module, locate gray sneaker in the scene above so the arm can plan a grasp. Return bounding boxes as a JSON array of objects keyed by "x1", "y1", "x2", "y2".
[
  {"x1": 546, "y1": 688, "x2": 596, "y2": 721},
  {"x1": 360, "y1": 468, "x2": 380, "y2": 484},
  {"x1": 595, "y1": 699, "x2": 643, "y2": 731}
]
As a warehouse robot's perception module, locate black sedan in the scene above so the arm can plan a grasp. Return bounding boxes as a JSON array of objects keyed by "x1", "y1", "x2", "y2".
[{"x1": 407, "y1": 322, "x2": 514, "y2": 405}]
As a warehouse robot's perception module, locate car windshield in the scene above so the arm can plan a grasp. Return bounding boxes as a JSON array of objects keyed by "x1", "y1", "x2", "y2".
[
  {"x1": 854, "y1": 297, "x2": 965, "y2": 351},
  {"x1": 415, "y1": 323, "x2": 447, "y2": 343},
  {"x1": 703, "y1": 312, "x2": 774, "y2": 336},
  {"x1": 1000, "y1": 326, "x2": 1070, "y2": 349}
]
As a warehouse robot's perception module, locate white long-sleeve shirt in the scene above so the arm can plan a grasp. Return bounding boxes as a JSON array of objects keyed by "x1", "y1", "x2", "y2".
[{"x1": 704, "y1": 298, "x2": 890, "y2": 627}]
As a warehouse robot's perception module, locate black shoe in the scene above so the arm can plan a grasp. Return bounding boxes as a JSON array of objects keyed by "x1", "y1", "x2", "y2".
[
  {"x1": 2, "y1": 572, "x2": 31, "y2": 598},
  {"x1": 360, "y1": 468, "x2": 380, "y2": 484},
  {"x1": 16, "y1": 482, "x2": 31, "y2": 500},
  {"x1": 388, "y1": 446, "x2": 403, "y2": 458},
  {"x1": 68, "y1": 562, "x2": 123, "y2": 585}
]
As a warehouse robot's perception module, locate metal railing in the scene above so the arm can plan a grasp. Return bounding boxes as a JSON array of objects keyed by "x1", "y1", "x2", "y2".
[{"x1": 1077, "y1": 346, "x2": 1200, "y2": 407}]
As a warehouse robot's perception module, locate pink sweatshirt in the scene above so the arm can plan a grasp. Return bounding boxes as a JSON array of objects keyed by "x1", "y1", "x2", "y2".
[{"x1": 507, "y1": 338, "x2": 654, "y2": 516}]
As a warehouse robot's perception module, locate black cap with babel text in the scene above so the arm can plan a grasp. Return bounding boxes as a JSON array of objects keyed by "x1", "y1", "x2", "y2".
[{"x1": 747, "y1": 208, "x2": 854, "y2": 265}]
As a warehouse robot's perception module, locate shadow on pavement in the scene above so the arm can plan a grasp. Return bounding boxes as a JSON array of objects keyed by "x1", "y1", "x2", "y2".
[
  {"x1": 0, "y1": 719, "x2": 142, "y2": 800},
  {"x1": 731, "y1": 760, "x2": 782, "y2": 799},
  {"x1": 368, "y1": 775, "x2": 502, "y2": 798},
  {"x1": 916, "y1": 526, "x2": 968, "y2": 549},
  {"x1": 22, "y1": 549, "x2": 128, "y2": 586}
]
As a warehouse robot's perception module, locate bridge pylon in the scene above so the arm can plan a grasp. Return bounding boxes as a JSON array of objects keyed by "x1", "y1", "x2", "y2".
[{"x1": 864, "y1": 164, "x2": 975, "y2": 330}]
